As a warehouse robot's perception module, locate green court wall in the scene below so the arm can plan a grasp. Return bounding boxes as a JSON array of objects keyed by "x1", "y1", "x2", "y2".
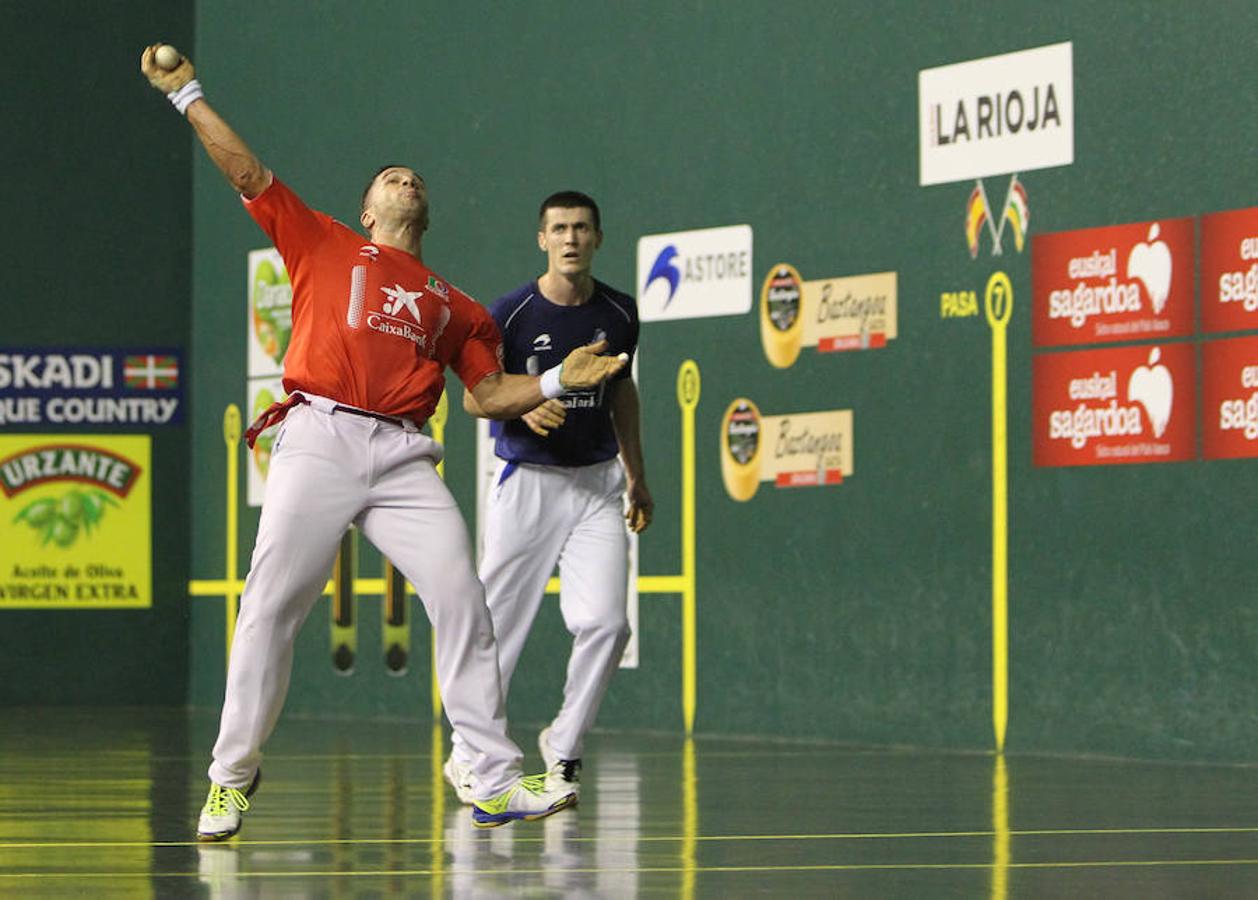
[
  {"x1": 0, "y1": 2, "x2": 194, "y2": 704},
  {"x1": 177, "y1": 1, "x2": 1258, "y2": 762}
]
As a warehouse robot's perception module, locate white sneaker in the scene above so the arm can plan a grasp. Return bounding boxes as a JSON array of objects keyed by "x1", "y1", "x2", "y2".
[
  {"x1": 470, "y1": 774, "x2": 576, "y2": 828},
  {"x1": 443, "y1": 755, "x2": 476, "y2": 806},
  {"x1": 539, "y1": 725, "x2": 581, "y2": 795},
  {"x1": 196, "y1": 770, "x2": 261, "y2": 842}
]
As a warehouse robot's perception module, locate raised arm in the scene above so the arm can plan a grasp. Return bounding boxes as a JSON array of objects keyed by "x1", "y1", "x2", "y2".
[
  {"x1": 140, "y1": 44, "x2": 271, "y2": 198},
  {"x1": 469, "y1": 340, "x2": 626, "y2": 420}
]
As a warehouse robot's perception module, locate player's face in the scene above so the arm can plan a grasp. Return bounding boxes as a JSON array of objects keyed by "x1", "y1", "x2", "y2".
[
  {"x1": 538, "y1": 207, "x2": 601, "y2": 278},
  {"x1": 365, "y1": 167, "x2": 429, "y2": 232}
]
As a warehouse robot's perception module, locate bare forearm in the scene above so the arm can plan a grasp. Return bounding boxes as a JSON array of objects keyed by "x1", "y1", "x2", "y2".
[
  {"x1": 462, "y1": 386, "x2": 488, "y2": 417},
  {"x1": 185, "y1": 100, "x2": 270, "y2": 198},
  {"x1": 610, "y1": 379, "x2": 646, "y2": 482},
  {"x1": 469, "y1": 373, "x2": 546, "y2": 420}
]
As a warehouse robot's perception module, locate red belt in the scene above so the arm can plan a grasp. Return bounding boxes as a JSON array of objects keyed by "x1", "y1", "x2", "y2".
[{"x1": 244, "y1": 395, "x2": 417, "y2": 448}]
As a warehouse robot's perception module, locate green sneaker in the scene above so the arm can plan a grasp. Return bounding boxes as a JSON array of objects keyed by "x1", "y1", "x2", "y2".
[
  {"x1": 196, "y1": 770, "x2": 261, "y2": 842},
  {"x1": 471, "y1": 774, "x2": 576, "y2": 828}
]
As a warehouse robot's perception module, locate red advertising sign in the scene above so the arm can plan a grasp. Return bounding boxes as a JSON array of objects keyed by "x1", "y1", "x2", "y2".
[
  {"x1": 1200, "y1": 205, "x2": 1258, "y2": 334},
  {"x1": 1033, "y1": 343, "x2": 1196, "y2": 467},
  {"x1": 1202, "y1": 336, "x2": 1258, "y2": 459},
  {"x1": 1031, "y1": 218, "x2": 1194, "y2": 347}
]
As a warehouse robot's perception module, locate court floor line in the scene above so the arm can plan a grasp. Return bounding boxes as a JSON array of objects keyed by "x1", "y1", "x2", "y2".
[
  {"x1": 4, "y1": 859, "x2": 1258, "y2": 881},
  {"x1": 4, "y1": 825, "x2": 1258, "y2": 850}
]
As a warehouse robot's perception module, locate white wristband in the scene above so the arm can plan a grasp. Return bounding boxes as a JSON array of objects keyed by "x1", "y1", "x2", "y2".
[
  {"x1": 167, "y1": 79, "x2": 204, "y2": 115},
  {"x1": 539, "y1": 363, "x2": 566, "y2": 399}
]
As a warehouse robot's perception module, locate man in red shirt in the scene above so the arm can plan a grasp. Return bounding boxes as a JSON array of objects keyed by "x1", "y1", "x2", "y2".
[{"x1": 141, "y1": 44, "x2": 625, "y2": 837}]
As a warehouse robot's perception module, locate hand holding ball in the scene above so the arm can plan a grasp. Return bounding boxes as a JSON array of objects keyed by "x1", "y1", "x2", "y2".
[
  {"x1": 617, "y1": 352, "x2": 629, "y2": 363},
  {"x1": 154, "y1": 44, "x2": 181, "y2": 71}
]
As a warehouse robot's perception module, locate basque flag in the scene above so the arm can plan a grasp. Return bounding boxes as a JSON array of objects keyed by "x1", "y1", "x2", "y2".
[{"x1": 123, "y1": 354, "x2": 179, "y2": 389}]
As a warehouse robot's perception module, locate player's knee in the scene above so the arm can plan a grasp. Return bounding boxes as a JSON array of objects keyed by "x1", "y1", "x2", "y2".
[{"x1": 571, "y1": 610, "x2": 630, "y2": 646}]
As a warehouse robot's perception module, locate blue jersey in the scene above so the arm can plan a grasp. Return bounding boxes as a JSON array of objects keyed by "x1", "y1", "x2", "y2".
[{"x1": 489, "y1": 279, "x2": 639, "y2": 467}]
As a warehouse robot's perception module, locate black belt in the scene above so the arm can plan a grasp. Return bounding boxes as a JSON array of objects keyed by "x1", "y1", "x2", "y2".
[{"x1": 332, "y1": 404, "x2": 412, "y2": 430}]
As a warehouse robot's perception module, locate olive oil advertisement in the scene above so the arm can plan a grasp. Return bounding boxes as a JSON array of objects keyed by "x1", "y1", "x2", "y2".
[{"x1": 0, "y1": 435, "x2": 151, "y2": 608}]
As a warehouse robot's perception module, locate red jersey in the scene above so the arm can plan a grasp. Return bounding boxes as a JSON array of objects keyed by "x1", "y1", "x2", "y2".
[{"x1": 243, "y1": 177, "x2": 502, "y2": 423}]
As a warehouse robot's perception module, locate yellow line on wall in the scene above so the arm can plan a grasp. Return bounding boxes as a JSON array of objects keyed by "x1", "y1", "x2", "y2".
[{"x1": 984, "y1": 272, "x2": 1013, "y2": 752}]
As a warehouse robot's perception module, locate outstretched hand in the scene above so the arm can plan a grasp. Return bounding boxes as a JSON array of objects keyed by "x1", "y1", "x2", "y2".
[
  {"x1": 140, "y1": 44, "x2": 195, "y2": 93},
  {"x1": 559, "y1": 340, "x2": 627, "y2": 390}
]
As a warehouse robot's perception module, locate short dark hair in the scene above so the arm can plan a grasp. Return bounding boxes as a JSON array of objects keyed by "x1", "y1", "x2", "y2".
[
  {"x1": 361, "y1": 165, "x2": 417, "y2": 216},
  {"x1": 538, "y1": 191, "x2": 601, "y2": 232}
]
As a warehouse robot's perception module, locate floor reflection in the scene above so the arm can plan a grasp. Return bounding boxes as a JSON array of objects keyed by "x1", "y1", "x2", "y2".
[
  {"x1": 3, "y1": 710, "x2": 1258, "y2": 896},
  {"x1": 441, "y1": 750, "x2": 643, "y2": 898}
]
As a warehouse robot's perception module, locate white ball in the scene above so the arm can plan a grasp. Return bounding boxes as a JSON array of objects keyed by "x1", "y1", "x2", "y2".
[
  {"x1": 155, "y1": 45, "x2": 181, "y2": 71},
  {"x1": 617, "y1": 352, "x2": 629, "y2": 363}
]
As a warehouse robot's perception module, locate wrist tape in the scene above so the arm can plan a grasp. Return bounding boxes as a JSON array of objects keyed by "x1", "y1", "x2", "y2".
[
  {"x1": 167, "y1": 79, "x2": 204, "y2": 115},
  {"x1": 540, "y1": 363, "x2": 566, "y2": 399}
]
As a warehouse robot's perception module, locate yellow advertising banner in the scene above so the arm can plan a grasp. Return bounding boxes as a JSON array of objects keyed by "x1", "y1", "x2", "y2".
[
  {"x1": 760, "y1": 264, "x2": 898, "y2": 368},
  {"x1": 721, "y1": 399, "x2": 854, "y2": 501},
  {"x1": 0, "y1": 435, "x2": 151, "y2": 608}
]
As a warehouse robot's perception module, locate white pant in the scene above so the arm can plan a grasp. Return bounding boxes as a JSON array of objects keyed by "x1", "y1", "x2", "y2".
[
  {"x1": 209, "y1": 402, "x2": 523, "y2": 797},
  {"x1": 455, "y1": 458, "x2": 630, "y2": 766}
]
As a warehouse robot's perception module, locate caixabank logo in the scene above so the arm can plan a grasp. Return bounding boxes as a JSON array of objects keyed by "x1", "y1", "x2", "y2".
[
  {"x1": 0, "y1": 435, "x2": 151, "y2": 608},
  {"x1": 1032, "y1": 345, "x2": 1195, "y2": 467}
]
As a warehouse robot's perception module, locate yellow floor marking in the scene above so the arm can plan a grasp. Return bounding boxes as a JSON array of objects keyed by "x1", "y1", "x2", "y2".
[{"x1": 7, "y1": 825, "x2": 1258, "y2": 850}]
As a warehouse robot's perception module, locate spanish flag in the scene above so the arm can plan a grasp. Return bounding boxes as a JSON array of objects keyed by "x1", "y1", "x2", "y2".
[{"x1": 965, "y1": 185, "x2": 987, "y2": 258}]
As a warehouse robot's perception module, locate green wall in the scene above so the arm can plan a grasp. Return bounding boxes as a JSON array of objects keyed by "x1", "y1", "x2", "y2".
[
  {"x1": 185, "y1": 1, "x2": 1258, "y2": 761},
  {"x1": 0, "y1": 2, "x2": 194, "y2": 703}
]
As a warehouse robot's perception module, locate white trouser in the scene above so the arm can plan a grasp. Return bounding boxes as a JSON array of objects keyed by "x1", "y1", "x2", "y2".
[
  {"x1": 454, "y1": 457, "x2": 630, "y2": 766},
  {"x1": 209, "y1": 402, "x2": 522, "y2": 797}
]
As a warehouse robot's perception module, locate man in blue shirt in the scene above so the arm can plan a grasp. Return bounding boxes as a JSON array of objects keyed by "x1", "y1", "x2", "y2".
[{"x1": 449, "y1": 191, "x2": 652, "y2": 799}]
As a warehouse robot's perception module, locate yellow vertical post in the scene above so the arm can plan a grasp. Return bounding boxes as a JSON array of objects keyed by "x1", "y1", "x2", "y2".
[
  {"x1": 990, "y1": 753, "x2": 1010, "y2": 900},
  {"x1": 430, "y1": 390, "x2": 449, "y2": 719},
  {"x1": 984, "y1": 272, "x2": 1013, "y2": 752},
  {"x1": 430, "y1": 721, "x2": 446, "y2": 897},
  {"x1": 681, "y1": 735, "x2": 697, "y2": 899},
  {"x1": 223, "y1": 405, "x2": 242, "y2": 666},
  {"x1": 677, "y1": 362, "x2": 701, "y2": 734}
]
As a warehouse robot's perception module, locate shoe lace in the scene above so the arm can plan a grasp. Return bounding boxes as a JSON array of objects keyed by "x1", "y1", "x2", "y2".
[
  {"x1": 518, "y1": 774, "x2": 547, "y2": 795},
  {"x1": 206, "y1": 784, "x2": 251, "y2": 817}
]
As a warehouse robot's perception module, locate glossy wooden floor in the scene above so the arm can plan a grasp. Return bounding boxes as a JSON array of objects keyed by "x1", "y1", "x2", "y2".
[{"x1": 1, "y1": 709, "x2": 1256, "y2": 897}]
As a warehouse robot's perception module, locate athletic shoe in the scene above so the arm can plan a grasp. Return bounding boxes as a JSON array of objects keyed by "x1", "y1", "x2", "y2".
[
  {"x1": 470, "y1": 774, "x2": 576, "y2": 828},
  {"x1": 443, "y1": 755, "x2": 476, "y2": 806},
  {"x1": 539, "y1": 725, "x2": 582, "y2": 794},
  {"x1": 196, "y1": 770, "x2": 261, "y2": 842}
]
